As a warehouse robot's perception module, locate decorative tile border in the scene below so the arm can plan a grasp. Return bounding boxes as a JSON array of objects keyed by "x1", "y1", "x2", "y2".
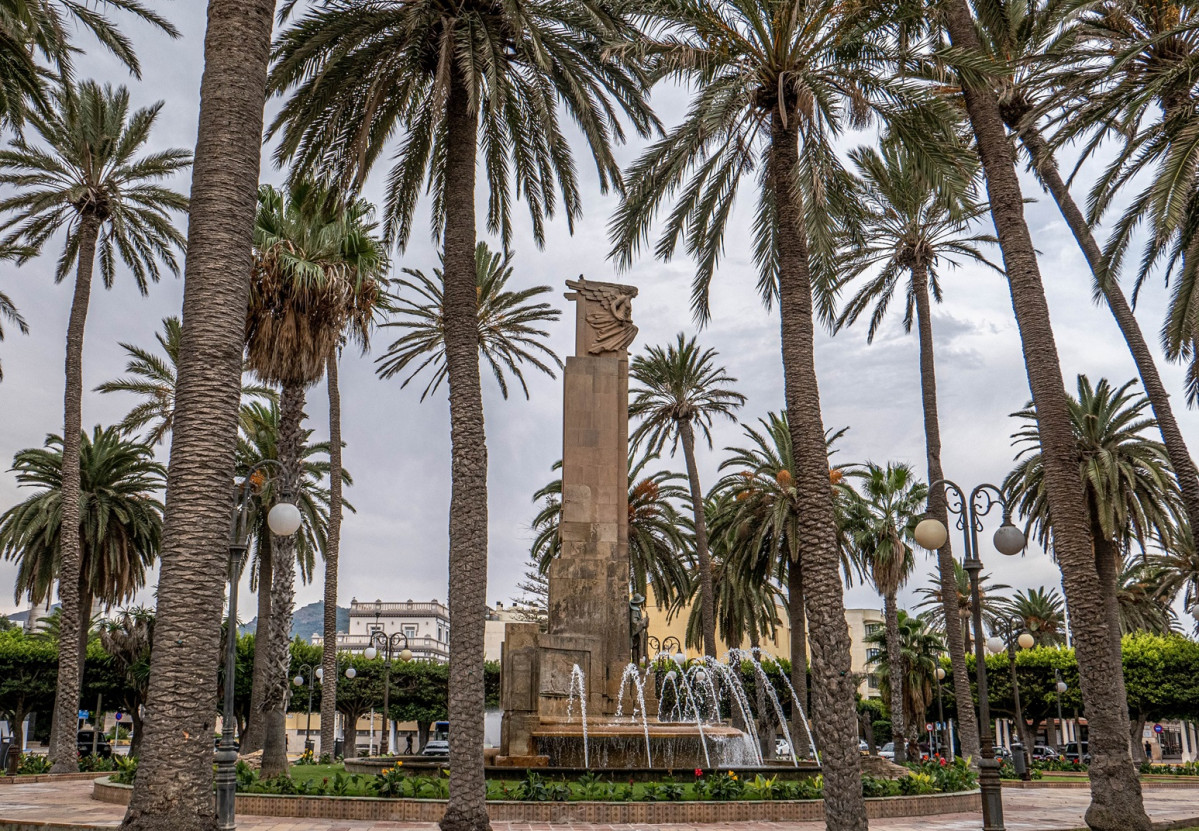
[
  {"x1": 92, "y1": 778, "x2": 980, "y2": 823},
  {"x1": 0, "y1": 773, "x2": 116, "y2": 785}
]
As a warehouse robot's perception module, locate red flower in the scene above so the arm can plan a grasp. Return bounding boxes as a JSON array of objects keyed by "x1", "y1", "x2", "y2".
[
  {"x1": 695, "y1": 768, "x2": 704, "y2": 777},
  {"x1": 939, "y1": 758, "x2": 947, "y2": 766}
]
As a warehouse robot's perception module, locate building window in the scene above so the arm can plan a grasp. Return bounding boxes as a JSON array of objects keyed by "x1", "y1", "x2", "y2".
[
  {"x1": 403, "y1": 624, "x2": 417, "y2": 640},
  {"x1": 865, "y1": 647, "x2": 881, "y2": 664},
  {"x1": 864, "y1": 623, "x2": 881, "y2": 637}
]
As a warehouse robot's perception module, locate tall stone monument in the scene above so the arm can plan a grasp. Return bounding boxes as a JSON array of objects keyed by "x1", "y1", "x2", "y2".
[{"x1": 499, "y1": 277, "x2": 640, "y2": 763}]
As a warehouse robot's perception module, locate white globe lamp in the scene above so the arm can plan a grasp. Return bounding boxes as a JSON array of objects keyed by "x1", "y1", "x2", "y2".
[
  {"x1": 345, "y1": 667, "x2": 357, "y2": 679},
  {"x1": 935, "y1": 667, "x2": 946, "y2": 681},
  {"x1": 316, "y1": 667, "x2": 323, "y2": 680},
  {"x1": 293, "y1": 675, "x2": 304, "y2": 687},
  {"x1": 993, "y1": 522, "x2": 1026, "y2": 556},
  {"x1": 400, "y1": 648, "x2": 413, "y2": 662},
  {"x1": 364, "y1": 646, "x2": 378, "y2": 660},
  {"x1": 267, "y1": 501, "x2": 303, "y2": 536},
  {"x1": 914, "y1": 518, "x2": 948, "y2": 551},
  {"x1": 1055, "y1": 681, "x2": 1068, "y2": 694},
  {"x1": 985, "y1": 636, "x2": 1004, "y2": 654},
  {"x1": 1017, "y1": 631, "x2": 1035, "y2": 650}
]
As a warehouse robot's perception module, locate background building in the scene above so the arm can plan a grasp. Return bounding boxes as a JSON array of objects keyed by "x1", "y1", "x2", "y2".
[{"x1": 312, "y1": 598, "x2": 449, "y2": 662}]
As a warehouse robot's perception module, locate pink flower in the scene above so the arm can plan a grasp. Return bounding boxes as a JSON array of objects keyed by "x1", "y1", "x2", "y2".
[{"x1": 695, "y1": 768, "x2": 704, "y2": 777}]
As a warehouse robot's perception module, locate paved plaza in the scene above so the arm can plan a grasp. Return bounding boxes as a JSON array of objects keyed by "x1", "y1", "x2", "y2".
[{"x1": 1, "y1": 780, "x2": 1197, "y2": 831}]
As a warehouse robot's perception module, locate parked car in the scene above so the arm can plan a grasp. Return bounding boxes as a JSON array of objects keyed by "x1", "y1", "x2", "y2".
[
  {"x1": 77, "y1": 729, "x2": 112, "y2": 758},
  {"x1": 775, "y1": 739, "x2": 792, "y2": 757},
  {"x1": 992, "y1": 745, "x2": 1012, "y2": 761},
  {"x1": 858, "y1": 739, "x2": 869, "y2": 753},
  {"x1": 879, "y1": 742, "x2": 895, "y2": 760},
  {"x1": 1031, "y1": 744, "x2": 1059, "y2": 761},
  {"x1": 1062, "y1": 741, "x2": 1090, "y2": 763},
  {"x1": 420, "y1": 739, "x2": 449, "y2": 756}
]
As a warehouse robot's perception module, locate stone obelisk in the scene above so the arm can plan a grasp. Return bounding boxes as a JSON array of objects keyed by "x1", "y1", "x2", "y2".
[{"x1": 499, "y1": 276, "x2": 638, "y2": 762}]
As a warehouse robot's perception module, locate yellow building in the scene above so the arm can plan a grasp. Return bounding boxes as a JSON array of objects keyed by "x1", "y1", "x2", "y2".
[{"x1": 643, "y1": 590, "x2": 884, "y2": 698}]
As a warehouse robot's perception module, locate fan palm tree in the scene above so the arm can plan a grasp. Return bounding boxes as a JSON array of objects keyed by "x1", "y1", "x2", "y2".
[
  {"x1": 607, "y1": 2, "x2": 947, "y2": 816},
  {"x1": 864, "y1": 610, "x2": 944, "y2": 741},
  {"x1": 711, "y1": 413, "x2": 860, "y2": 758},
  {"x1": 377, "y1": 242, "x2": 562, "y2": 400},
  {"x1": 531, "y1": 453, "x2": 693, "y2": 609},
  {"x1": 243, "y1": 182, "x2": 384, "y2": 777},
  {"x1": 0, "y1": 285, "x2": 27, "y2": 381},
  {"x1": 937, "y1": 0, "x2": 1150, "y2": 820},
  {"x1": 999, "y1": 587, "x2": 1067, "y2": 646},
  {"x1": 96, "y1": 316, "x2": 276, "y2": 444},
  {"x1": 834, "y1": 141, "x2": 997, "y2": 762},
  {"x1": 0, "y1": 426, "x2": 164, "y2": 691},
  {"x1": 914, "y1": 561, "x2": 1009, "y2": 653},
  {"x1": 99, "y1": 607, "x2": 153, "y2": 757},
  {"x1": 269, "y1": 3, "x2": 655, "y2": 819},
  {"x1": 0, "y1": 79, "x2": 187, "y2": 772},
  {"x1": 0, "y1": 0, "x2": 178, "y2": 128},
  {"x1": 629, "y1": 334, "x2": 745, "y2": 657},
  {"x1": 841, "y1": 462, "x2": 926, "y2": 763},
  {"x1": 1005, "y1": 376, "x2": 1182, "y2": 666},
  {"x1": 121, "y1": 0, "x2": 279, "y2": 824}
]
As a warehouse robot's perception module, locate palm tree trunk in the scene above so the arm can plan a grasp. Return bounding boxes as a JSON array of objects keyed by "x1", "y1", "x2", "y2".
[
  {"x1": 320, "y1": 349, "x2": 342, "y2": 759},
  {"x1": 884, "y1": 591, "x2": 906, "y2": 764},
  {"x1": 787, "y1": 556, "x2": 814, "y2": 759},
  {"x1": 1015, "y1": 127, "x2": 1199, "y2": 547},
  {"x1": 260, "y1": 380, "x2": 305, "y2": 778},
  {"x1": 241, "y1": 535, "x2": 272, "y2": 754},
  {"x1": 1091, "y1": 512, "x2": 1126, "y2": 673},
  {"x1": 941, "y1": 5, "x2": 1149, "y2": 827},
  {"x1": 912, "y1": 268, "x2": 981, "y2": 763},
  {"x1": 438, "y1": 69, "x2": 491, "y2": 831},
  {"x1": 50, "y1": 212, "x2": 100, "y2": 774},
  {"x1": 120, "y1": 2, "x2": 276, "y2": 825},
  {"x1": 770, "y1": 110, "x2": 866, "y2": 830},
  {"x1": 679, "y1": 420, "x2": 717, "y2": 658}
]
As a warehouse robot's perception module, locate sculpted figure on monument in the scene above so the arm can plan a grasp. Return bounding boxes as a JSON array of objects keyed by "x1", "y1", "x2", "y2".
[{"x1": 565, "y1": 276, "x2": 639, "y2": 354}]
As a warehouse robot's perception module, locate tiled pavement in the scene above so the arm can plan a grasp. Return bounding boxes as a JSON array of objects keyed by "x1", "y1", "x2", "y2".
[{"x1": 1, "y1": 780, "x2": 1198, "y2": 831}]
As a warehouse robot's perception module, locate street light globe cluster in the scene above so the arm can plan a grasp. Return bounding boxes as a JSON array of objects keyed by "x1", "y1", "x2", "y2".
[{"x1": 914, "y1": 516, "x2": 1027, "y2": 556}]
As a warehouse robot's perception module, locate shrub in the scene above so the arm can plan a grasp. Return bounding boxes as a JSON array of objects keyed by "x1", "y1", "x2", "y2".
[
  {"x1": 16, "y1": 754, "x2": 52, "y2": 775},
  {"x1": 371, "y1": 765, "x2": 409, "y2": 798},
  {"x1": 78, "y1": 753, "x2": 116, "y2": 772},
  {"x1": 294, "y1": 748, "x2": 316, "y2": 766},
  {"x1": 897, "y1": 772, "x2": 937, "y2": 795},
  {"x1": 575, "y1": 771, "x2": 611, "y2": 800},
  {"x1": 235, "y1": 760, "x2": 259, "y2": 790},
  {"x1": 862, "y1": 776, "x2": 900, "y2": 798},
  {"x1": 742, "y1": 774, "x2": 781, "y2": 800},
  {"x1": 695, "y1": 770, "x2": 743, "y2": 800},
  {"x1": 112, "y1": 755, "x2": 138, "y2": 785},
  {"x1": 642, "y1": 779, "x2": 685, "y2": 802}
]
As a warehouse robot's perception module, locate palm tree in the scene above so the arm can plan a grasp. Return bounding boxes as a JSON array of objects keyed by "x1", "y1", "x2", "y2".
[
  {"x1": 966, "y1": 0, "x2": 1199, "y2": 562},
  {"x1": 377, "y1": 242, "x2": 562, "y2": 400},
  {"x1": 679, "y1": 530, "x2": 784, "y2": 652},
  {"x1": 999, "y1": 587, "x2": 1066, "y2": 646},
  {"x1": 834, "y1": 142, "x2": 998, "y2": 762},
  {"x1": 0, "y1": 79, "x2": 188, "y2": 772},
  {"x1": 937, "y1": 0, "x2": 1151, "y2": 818},
  {"x1": 531, "y1": 453, "x2": 693, "y2": 609},
  {"x1": 607, "y1": 1, "x2": 943, "y2": 816},
  {"x1": 99, "y1": 607, "x2": 153, "y2": 757},
  {"x1": 0, "y1": 0, "x2": 178, "y2": 128},
  {"x1": 96, "y1": 316, "x2": 276, "y2": 444},
  {"x1": 864, "y1": 610, "x2": 944, "y2": 742},
  {"x1": 1005, "y1": 376, "x2": 1182, "y2": 667},
  {"x1": 235, "y1": 399, "x2": 344, "y2": 757},
  {"x1": 628, "y1": 334, "x2": 745, "y2": 657},
  {"x1": 0, "y1": 285, "x2": 27, "y2": 381},
  {"x1": 243, "y1": 182, "x2": 384, "y2": 776},
  {"x1": 711, "y1": 413, "x2": 860, "y2": 758},
  {"x1": 0, "y1": 426, "x2": 164, "y2": 677},
  {"x1": 914, "y1": 561, "x2": 1010, "y2": 653},
  {"x1": 842, "y1": 462, "x2": 926, "y2": 763},
  {"x1": 269, "y1": 2, "x2": 654, "y2": 819},
  {"x1": 1156, "y1": 533, "x2": 1199, "y2": 633},
  {"x1": 1117, "y1": 561, "x2": 1177, "y2": 635},
  {"x1": 120, "y1": 0, "x2": 279, "y2": 824}
]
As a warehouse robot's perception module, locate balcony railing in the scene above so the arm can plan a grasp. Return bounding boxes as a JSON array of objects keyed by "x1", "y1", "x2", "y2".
[
  {"x1": 312, "y1": 632, "x2": 449, "y2": 661},
  {"x1": 349, "y1": 601, "x2": 448, "y2": 617}
]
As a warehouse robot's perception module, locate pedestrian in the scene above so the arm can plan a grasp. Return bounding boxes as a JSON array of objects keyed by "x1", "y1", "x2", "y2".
[{"x1": 405, "y1": 735, "x2": 413, "y2": 755}]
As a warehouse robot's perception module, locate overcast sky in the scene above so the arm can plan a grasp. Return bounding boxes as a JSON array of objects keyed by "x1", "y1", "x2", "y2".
[{"x1": 1, "y1": 5, "x2": 1196, "y2": 635}]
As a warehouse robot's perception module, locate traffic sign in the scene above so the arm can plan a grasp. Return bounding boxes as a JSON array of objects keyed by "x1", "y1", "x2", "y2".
[
  {"x1": 925, "y1": 722, "x2": 934, "y2": 732},
  {"x1": 114, "y1": 712, "x2": 123, "y2": 721},
  {"x1": 78, "y1": 710, "x2": 88, "y2": 720},
  {"x1": 1154, "y1": 723, "x2": 1164, "y2": 734}
]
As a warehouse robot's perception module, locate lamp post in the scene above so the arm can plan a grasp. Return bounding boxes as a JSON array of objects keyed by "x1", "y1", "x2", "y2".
[
  {"x1": 987, "y1": 616, "x2": 1034, "y2": 780},
  {"x1": 293, "y1": 664, "x2": 317, "y2": 753},
  {"x1": 1053, "y1": 670, "x2": 1068, "y2": 750},
  {"x1": 647, "y1": 635, "x2": 685, "y2": 666},
  {"x1": 915, "y1": 480, "x2": 1026, "y2": 831},
  {"x1": 934, "y1": 665, "x2": 947, "y2": 758},
  {"x1": 365, "y1": 623, "x2": 413, "y2": 756},
  {"x1": 315, "y1": 664, "x2": 358, "y2": 756},
  {"x1": 218, "y1": 461, "x2": 303, "y2": 831}
]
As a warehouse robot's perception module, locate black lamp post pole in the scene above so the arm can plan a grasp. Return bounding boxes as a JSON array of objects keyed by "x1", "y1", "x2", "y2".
[
  {"x1": 295, "y1": 663, "x2": 316, "y2": 753},
  {"x1": 932, "y1": 480, "x2": 1013, "y2": 831},
  {"x1": 935, "y1": 667, "x2": 946, "y2": 757},
  {"x1": 369, "y1": 630, "x2": 411, "y2": 755}
]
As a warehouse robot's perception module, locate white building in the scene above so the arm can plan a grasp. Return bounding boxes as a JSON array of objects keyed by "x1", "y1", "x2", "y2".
[{"x1": 312, "y1": 598, "x2": 449, "y2": 662}]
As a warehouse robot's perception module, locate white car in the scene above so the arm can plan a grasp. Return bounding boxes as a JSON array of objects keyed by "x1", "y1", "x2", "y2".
[
  {"x1": 420, "y1": 739, "x2": 449, "y2": 756},
  {"x1": 879, "y1": 742, "x2": 895, "y2": 760},
  {"x1": 775, "y1": 739, "x2": 792, "y2": 757}
]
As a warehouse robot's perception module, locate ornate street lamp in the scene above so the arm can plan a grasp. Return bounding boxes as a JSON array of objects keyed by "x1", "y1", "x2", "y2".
[
  {"x1": 915, "y1": 480, "x2": 1025, "y2": 831},
  {"x1": 934, "y1": 665, "x2": 948, "y2": 758},
  {"x1": 364, "y1": 620, "x2": 413, "y2": 756},
  {"x1": 293, "y1": 664, "x2": 317, "y2": 753},
  {"x1": 1053, "y1": 669, "x2": 1068, "y2": 750},
  {"x1": 988, "y1": 615, "x2": 1035, "y2": 779},
  {"x1": 218, "y1": 461, "x2": 303, "y2": 831},
  {"x1": 647, "y1": 635, "x2": 684, "y2": 666}
]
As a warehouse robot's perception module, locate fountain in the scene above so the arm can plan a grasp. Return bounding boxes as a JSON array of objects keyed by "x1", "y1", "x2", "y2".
[{"x1": 498, "y1": 277, "x2": 819, "y2": 774}]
